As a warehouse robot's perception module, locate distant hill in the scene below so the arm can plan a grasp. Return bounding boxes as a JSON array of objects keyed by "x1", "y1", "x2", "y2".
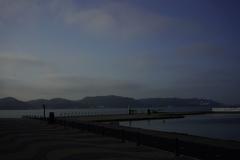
[
  {"x1": 27, "y1": 98, "x2": 87, "y2": 109},
  {"x1": 139, "y1": 98, "x2": 223, "y2": 107},
  {"x1": 0, "y1": 97, "x2": 30, "y2": 109},
  {"x1": 0, "y1": 95, "x2": 224, "y2": 109},
  {"x1": 80, "y1": 95, "x2": 140, "y2": 108}
]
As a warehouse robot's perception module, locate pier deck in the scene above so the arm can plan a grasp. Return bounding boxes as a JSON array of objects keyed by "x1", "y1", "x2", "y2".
[
  {"x1": 0, "y1": 118, "x2": 196, "y2": 160},
  {"x1": 60, "y1": 113, "x2": 185, "y2": 122},
  {"x1": 54, "y1": 113, "x2": 240, "y2": 160}
]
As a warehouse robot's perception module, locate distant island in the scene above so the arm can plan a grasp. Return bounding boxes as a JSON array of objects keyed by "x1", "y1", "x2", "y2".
[{"x1": 0, "y1": 95, "x2": 225, "y2": 110}]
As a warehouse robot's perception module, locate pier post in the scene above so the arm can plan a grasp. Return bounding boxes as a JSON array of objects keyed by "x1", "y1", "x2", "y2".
[
  {"x1": 121, "y1": 129, "x2": 125, "y2": 143},
  {"x1": 43, "y1": 104, "x2": 46, "y2": 120},
  {"x1": 48, "y1": 112, "x2": 55, "y2": 124},
  {"x1": 147, "y1": 109, "x2": 151, "y2": 115},
  {"x1": 175, "y1": 138, "x2": 180, "y2": 157},
  {"x1": 137, "y1": 132, "x2": 141, "y2": 146},
  {"x1": 102, "y1": 127, "x2": 105, "y2": 136}
]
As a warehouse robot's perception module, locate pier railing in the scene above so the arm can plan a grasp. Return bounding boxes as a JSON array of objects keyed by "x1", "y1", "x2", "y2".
[
  {"x1": 25, "y1": 114, "x2": 240, "y2": 160},
  {"x1": 53, "y1": 118, "x2": 239, "y2": 160}
]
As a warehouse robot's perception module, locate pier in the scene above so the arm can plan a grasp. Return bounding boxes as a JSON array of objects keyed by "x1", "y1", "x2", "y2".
[
  {"x1": 54, "y1": 116, "x2": 240, "y2": 160},
  {"x1": 59, "y1": 113, "x2": 185, "y2": 122},
  {"x1": 0, "y1": 118, "x2": 195, "y2": 160},
  {"x1": 26, "y1": 112, "x2": 240, "y2": 160},
  {"x1": 1, "y1": 112, "x2": 240, "y2": 160}
]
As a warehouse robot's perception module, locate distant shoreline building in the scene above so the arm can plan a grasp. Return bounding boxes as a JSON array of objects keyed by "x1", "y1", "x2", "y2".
[{"x1": 212, "y1": 107, "x2": 240, "y2": 112}]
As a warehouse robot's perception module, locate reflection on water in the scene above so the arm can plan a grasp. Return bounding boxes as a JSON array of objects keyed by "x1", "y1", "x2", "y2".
[{"x1": 121, "y1": 114, "x2": 240, "y2": 141}]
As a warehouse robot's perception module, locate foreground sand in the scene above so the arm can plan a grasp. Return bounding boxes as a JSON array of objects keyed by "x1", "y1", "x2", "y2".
[{"x1": 0, "y1": 118, "x2": 197, "y2": 160}]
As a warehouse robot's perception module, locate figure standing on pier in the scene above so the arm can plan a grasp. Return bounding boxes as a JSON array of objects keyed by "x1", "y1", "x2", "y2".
[{"x1": 43, "y1": 104, "x2": 46, "y2": 120}]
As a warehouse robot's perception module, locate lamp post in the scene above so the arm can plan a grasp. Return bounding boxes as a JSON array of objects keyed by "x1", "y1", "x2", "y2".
[{"x1": 43, "y1": 104, "x2": 46, "y2": 120}]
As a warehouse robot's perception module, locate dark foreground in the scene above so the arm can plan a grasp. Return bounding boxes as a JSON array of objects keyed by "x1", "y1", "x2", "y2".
[
  {"x1": 56, "y1": 115, "x2": 240, "y2": 160},
  {"x1": 0, "y1": 118, "x2": 196, "y2": 160}
]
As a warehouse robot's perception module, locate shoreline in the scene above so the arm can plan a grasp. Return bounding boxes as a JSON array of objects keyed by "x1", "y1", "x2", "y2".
[
  {"x1": 2, "y1": 112, "x2": 240, "y2": 159},
  {"x1": 40, "y1": 112, "x2": 240, "y2": 160},
  {"x1": 53, "y1": 117, "x2": 240, "y2": 160}
]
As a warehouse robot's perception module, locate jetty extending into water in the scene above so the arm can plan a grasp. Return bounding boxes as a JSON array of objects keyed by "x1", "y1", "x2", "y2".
[
  {"x1": 59, "y1": 112, "x2": 185, "y2": 122},
  {"x1": 24, "y1": 112, "x2": 240, "y2": 160},
  {"x1": 0, "y1": 118, "x2": 196, "y2": 160},
  {"x1": 2, "y1": 112, "x2": 240, "y2": 160}
]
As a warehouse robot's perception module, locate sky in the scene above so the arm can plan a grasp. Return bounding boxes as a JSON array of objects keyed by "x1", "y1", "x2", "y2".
[{"x1": 0, "y1": 0, "x2": 240, "y2": 104}]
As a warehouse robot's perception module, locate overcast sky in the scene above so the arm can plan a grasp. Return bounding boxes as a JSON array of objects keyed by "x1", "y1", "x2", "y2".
[{"x1": 0, "y1": 0, "x2": 240, "y2": 104}]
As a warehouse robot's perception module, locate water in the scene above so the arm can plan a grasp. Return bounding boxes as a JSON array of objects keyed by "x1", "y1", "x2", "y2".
[
  {"x1": 160, "y1": 106, "x2": 211, "y2": 112},
  {"x1": 120, "y1": 114, "x2": 240, "y2": 141},
  {"x1": 0, "y1": 106, "x2": 210, "y2": 118}
]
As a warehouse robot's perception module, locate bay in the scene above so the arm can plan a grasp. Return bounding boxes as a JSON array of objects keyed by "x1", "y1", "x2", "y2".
[{"x1": 120, "y1": 114, "x2": 240, "y2": 141}]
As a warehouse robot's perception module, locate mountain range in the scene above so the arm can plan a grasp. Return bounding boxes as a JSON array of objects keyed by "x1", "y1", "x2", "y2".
[{"x1": 0, "y1": 95, "x2": 223, "y2": 110}]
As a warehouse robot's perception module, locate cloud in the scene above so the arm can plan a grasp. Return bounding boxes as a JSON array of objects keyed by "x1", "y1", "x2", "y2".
[
  {"x1": 177, "y1": 43, "x2": 225, "y2": 57},
  {"x1": 46, "y1": 74, "x2": 144, "y2": 93},
  {"x1": 0, "y1": 52, "x2": 159, "y2": 100},
  {"x1": 0, "y1": 74, "x2": 148, "y2": 100},
  {"x1": 0, "y1": 54, "x2": 47, "y2": 75},
  {"x1": 0, "y1": 54, "x2": 45, "y2": 67},
  {"x1": 1, "y1": 71, "x2": 239, "y2": 104},
  {"x1": 62, "y1": 1, "x2": 173, "y2": 37},
  {"x1": 0, "y1": 53, "x2": 56, "y2": 82},
  {"x1": 0, "y1": 0, "x2": 45, "y2": 25},
  {"x1": 0, "y1": 77, "x2": 50, "y2": 100},
  {"x1": 0, "y1": 0, "x2": 175, "y2": 37}
]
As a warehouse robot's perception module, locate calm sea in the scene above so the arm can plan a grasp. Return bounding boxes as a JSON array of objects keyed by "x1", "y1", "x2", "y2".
[
  {"x1": 0, "y1": 106, "x2": 211, "y2": 118},
  {"x1": 0, "y1": 108, "x2": 130, "y2": 118},
  {"x1": 120, "y1": 113, "x2": 240, "y2": 141}
]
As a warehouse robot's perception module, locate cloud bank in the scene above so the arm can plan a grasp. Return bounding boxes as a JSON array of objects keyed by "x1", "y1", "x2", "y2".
[{"x1": 0, "y1": 0, "x2": 175, "y2": 37}]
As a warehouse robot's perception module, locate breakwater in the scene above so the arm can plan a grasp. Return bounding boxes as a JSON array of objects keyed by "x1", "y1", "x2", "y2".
[
  {"x1": 1, "y1": 118, "x2": 189, "y2": 160},
  {"x1": 27, "y1": 113, "x2": 240, "y2": 160},
  {"x1": 57, "y1": 120, "x2": 240, "y2": 160}
]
